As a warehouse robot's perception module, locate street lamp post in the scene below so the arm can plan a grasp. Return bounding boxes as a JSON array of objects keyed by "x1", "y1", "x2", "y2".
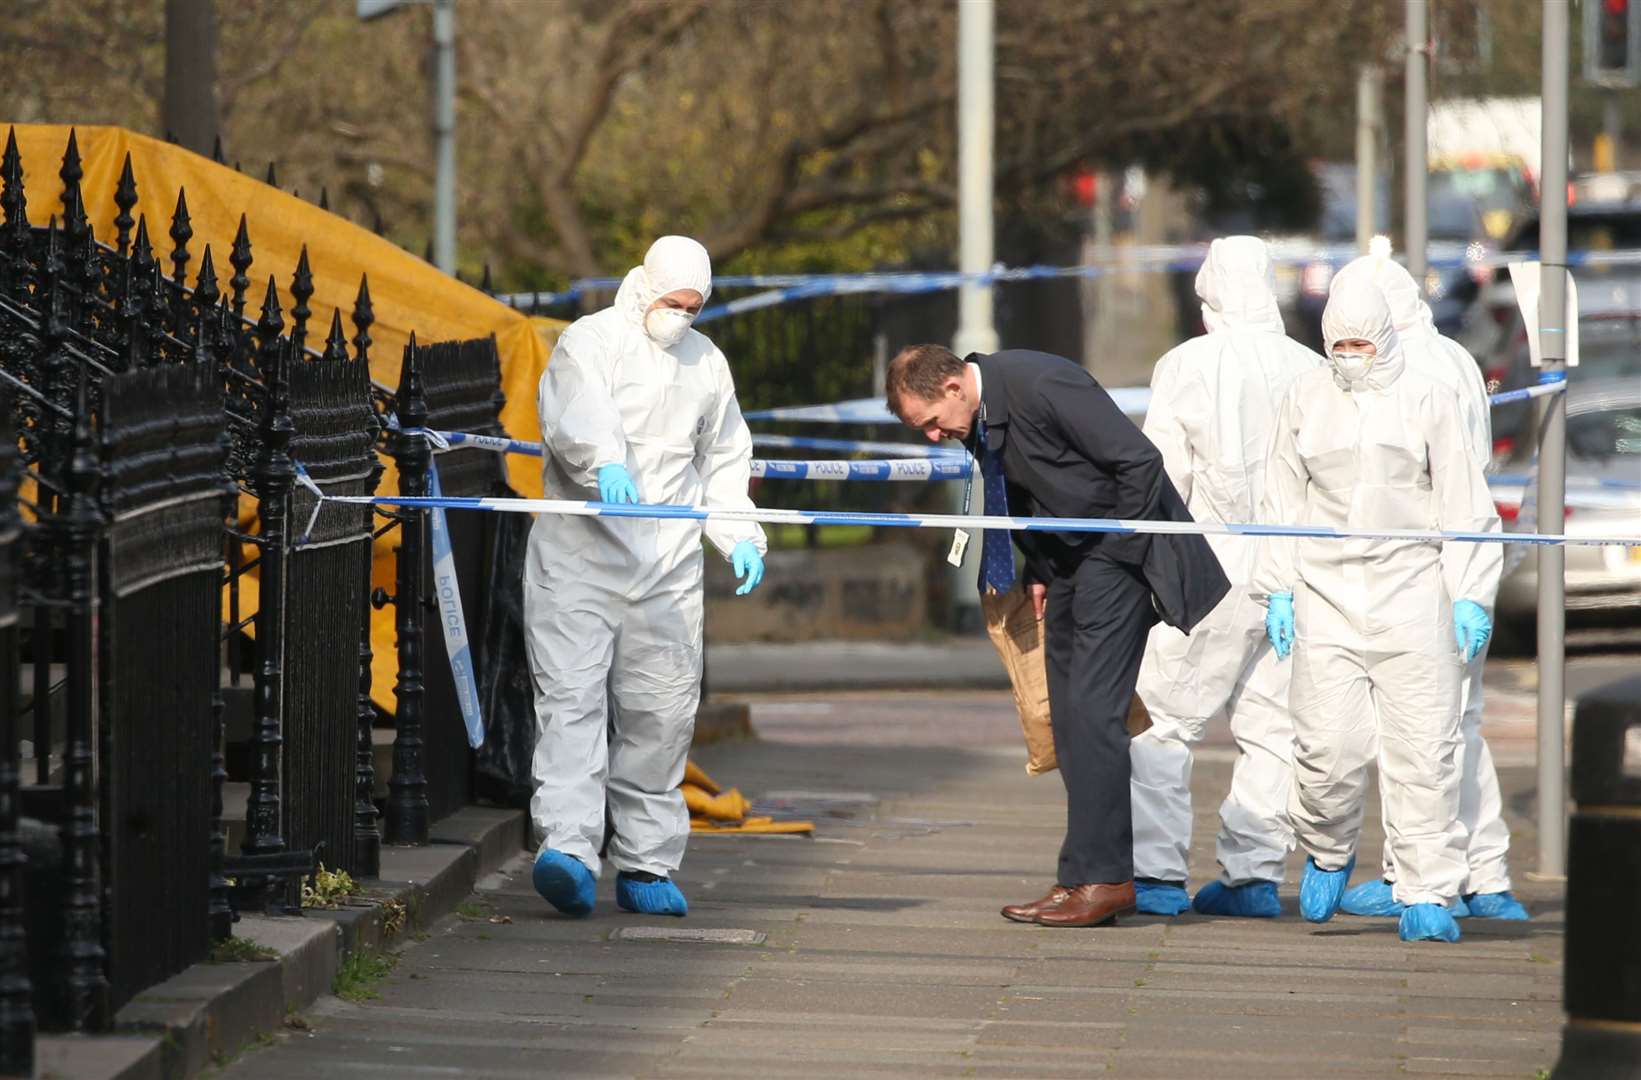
[
  {"x1": 358, "y1": 0, "x2": 457, "y2": 276},
  {"x1": 1534, "y1": 0, "x2": 1572, "y2": 882}
]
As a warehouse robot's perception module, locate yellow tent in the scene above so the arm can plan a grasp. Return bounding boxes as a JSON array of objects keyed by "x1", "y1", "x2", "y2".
[{"x1": 9, "y1": 124, "x2": 561, "y2": 710}]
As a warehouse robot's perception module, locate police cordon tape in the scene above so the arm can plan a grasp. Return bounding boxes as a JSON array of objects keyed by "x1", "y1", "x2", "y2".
[
  {"x1": 414, "y1": 427, "x2": 972, "y2": 473},
  {"x1": 305, "y1": 493, "x2": 1641, "y2": 550},
  {"x1": 753, "y1": 458, "x2": 971, "y2": 482},
  {"x1": 426, "y1": 458, "x2": 485, "y2": 750},
  {"x1": 495, "y1": 248, "x2": 1641, "y2": 317},
  {"x1": 409, "y1": 378, "x2": 1564, "y2": 465}
]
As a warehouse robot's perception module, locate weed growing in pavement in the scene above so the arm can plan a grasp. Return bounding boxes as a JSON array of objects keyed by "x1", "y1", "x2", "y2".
[
  {"x1": 302, "y1": 863, "x2": 360, "y2": 909},
  {"x1": 333, "y1": 949, "x2": 399, "y2": 1003},
  {"x1": 454, "y1": 899, "x2": 489, "y2": 920},
  {"x1": 209, "y1": 937, "x2": 278, "y2": 963},
  {"x1": 380, "y1": 897, "x2": 409, "y2": 938}
]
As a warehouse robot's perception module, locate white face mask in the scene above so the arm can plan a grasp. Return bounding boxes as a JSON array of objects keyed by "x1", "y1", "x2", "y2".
[
  {"x1": 644, "y1": 307, "x2": 695, "y2": 349},
  {"x1": 1330, "y1": 349, "x2": 1376, "y2": 383}
]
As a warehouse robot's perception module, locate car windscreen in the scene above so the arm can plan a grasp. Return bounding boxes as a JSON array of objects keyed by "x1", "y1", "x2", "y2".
[
  {"x1": 1570, "y1": 214, "x2": 1641, "y2": 251},
  {"x1": 1566, "y1": 404, "x2": 1641, "y2": 463},
  {"x1": 1511, "y1": 211, "x2": 1641, "y2": 252},
  {"x1": 1429, "y1": 196, "x2": 1479, "y2": 241},
  {"x1": 1431, "y1": 169, "x2": 1524, "y2": 214},
  {"x1": 1577, "y1": 328, "x2": 1641, "y2": 382}
]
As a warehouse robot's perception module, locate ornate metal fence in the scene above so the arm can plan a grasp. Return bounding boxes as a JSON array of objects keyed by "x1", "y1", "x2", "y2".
[{"x1": 0, "y1": 127, "x2": 403, "y2": 1072}]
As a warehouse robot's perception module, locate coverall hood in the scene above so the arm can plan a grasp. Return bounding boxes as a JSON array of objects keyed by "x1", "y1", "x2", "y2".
[
  {"x1": 1332, "y1": 254, "x2": 1437, "y2": 338},
  {"x1": 1321, "y1": 276, "x2": 1406, "y2": 392},
  {"x1": 615, "y1": 235, "x2": 714, "y2": 327},
  {"x1": 1196, "y1": 236, "x2": 1285, "y2": 335}
]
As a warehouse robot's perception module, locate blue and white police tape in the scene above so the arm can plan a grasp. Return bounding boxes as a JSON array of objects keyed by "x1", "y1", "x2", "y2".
[
  {"x1": 753, "y1": 457, "x2": 971, "y2": 481},
  {"x1": 494, "y1": 248, "x2": 1641, "y2": 313},
  {"x1": 308, "y1": 493, "x2": 1641, "y2": 549},
  {"x1": 402, "y1": 426, "x2": 969, "y2": 475},
  {"x1": 426, "y1": 459, "x2": 485, "y2": 750},
  {"x1": 739, "y1": 378, "x2": 1556, "y2": 427},
  {"x1": 1487, "y1": 381, "x2": 1566, "y2": 407},
  {"x1": 743, "y1": 386, "x2": 1153, "y2": 425},
  {"x1": 750, "y1": 433, "x2": 965, "y2": 458}
]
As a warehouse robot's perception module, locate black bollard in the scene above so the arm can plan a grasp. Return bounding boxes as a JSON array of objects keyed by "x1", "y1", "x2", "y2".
[{"x1": 1551, "y1": 673, "x2": 1641, "y2": 1080}]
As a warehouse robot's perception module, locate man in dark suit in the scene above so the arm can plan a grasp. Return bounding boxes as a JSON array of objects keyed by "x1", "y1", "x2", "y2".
[{"x1": 887, "y1": 344, "x2": 1229, "y2": 927}]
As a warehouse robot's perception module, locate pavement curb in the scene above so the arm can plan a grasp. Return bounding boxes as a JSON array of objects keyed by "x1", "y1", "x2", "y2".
[{"x1": 94, "y1": 805, "x2": 527, "y2": 1080}]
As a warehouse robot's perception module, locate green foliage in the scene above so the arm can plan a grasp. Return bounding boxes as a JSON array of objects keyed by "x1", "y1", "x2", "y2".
[
  {"x1": 332, "y1": 949, "x2": 398, "y2": 1004},
  {"x1": 209, "y1": 937, "x2": 279, "y2": 964},
  {"x1": 301, "y1": 863, "x2": 359, "y2": 909}
]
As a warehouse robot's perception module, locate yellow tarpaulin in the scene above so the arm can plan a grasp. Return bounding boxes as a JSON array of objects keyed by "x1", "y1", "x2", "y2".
[
  {"x1": 9, "y1": 124, "x2": 562, "y2": 711},
  {"x1": 11, "y1": 124, "x2": 794, "y2": 825}
]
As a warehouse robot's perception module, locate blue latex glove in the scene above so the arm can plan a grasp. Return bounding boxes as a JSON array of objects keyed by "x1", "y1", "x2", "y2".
[
  {"x1": 1266, "y1": 592, "x2": 1295, "y2": 660},
  {"x1": 595, "y1": 463, "x2": 638, "y2": 504},
  {"x1": 731, "y1": 540, "x2": 764, "y2": 596},
  {"x1": 1453, "y1": 599, "x2": 1492, "y2": 662}
]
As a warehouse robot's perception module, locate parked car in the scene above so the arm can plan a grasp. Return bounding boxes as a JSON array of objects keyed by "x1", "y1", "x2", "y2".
[
  {"x1": 1486, "y1": 310, "x2": 1641, "y2": 460},
  {"x1": 1488, "y1": 377, "x2": 1641, "y2": 651},
  {"x1": 1472, "y1": 199, "x2": 1641, "y2": 372},
  {"x1": 1430, "y1": 154, "x2": 1537, "y2": 243}
]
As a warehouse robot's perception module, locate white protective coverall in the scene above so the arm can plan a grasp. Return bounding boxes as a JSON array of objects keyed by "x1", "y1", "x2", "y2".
[
  {"x1": 1331, "y1": 255, "x2": 1512, "y2": 896},
  {"x1": 523, "y1": 237, "x2": 767, "y2": 878},
  {"x1": 1131, "y1": 236, "x2": 1322, "y2": 886},
  {"x1": 1253, "y1": 279, "x2": 1502, "y2": 906}
]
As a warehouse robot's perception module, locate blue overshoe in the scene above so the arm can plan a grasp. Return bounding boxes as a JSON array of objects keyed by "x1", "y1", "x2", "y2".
[
  {"x1": 532, "y1": 849, "x2": 595, "y2": 918},
  {"x1": 1463, "y1": 890, "x2": 1529, "y2": 920},
  {"x1": 1192, "y1": 880, "x2": 1282, "y2": 918},
  {"x1": 616, "y1": 873, "x2": 688, "y2": 917},
  {"x1": 1135, "y1": 880, "x2": 1191, "y2": 916},
  {"x1": 1298, "y1": 855, "x2": 1355, "y2": 923},
  {"x1": 1341, "y1": 879, "x2": 1473, "y2": 918},
  {"x1": 1341, "y1": 878, "x2": 1403, "y2": 917},
  {"x1": 1399, "y1": 902, "x2": 1462, "y2": 942}
]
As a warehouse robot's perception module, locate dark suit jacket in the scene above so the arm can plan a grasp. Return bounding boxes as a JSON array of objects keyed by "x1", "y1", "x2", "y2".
[{"x1": 973, "y1": 350, "x2": 1229, "y2": 634}]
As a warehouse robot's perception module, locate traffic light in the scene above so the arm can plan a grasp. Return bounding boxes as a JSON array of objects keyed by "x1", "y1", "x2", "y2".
[{"x1": 1585, "y1": 0, "x2": 1640, "y2": 86}]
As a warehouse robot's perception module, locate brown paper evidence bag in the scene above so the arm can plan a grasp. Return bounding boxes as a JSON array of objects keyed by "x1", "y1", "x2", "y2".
[{"x1": 980, "y1": 585, "x2": 1152, "y2": 776}]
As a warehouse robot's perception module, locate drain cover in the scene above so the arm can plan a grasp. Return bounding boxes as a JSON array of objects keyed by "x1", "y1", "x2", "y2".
[{"x1": 609, "y1": 927, "x2": 766, "y2": 945}]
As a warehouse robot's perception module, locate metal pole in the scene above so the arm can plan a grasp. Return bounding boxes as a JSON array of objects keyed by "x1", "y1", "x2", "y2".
[
  {"x1": 431, "y1": 0, "x2": 456, "y2": 275},
  {"x1": 1534, "y1": 0, "x2": 1570, "y2": 882},
  {"x1": 1355, "y1": 65, "x2": 1380, "y2": 254},
  {"x1": 1603, "y1": 93, "x2": 1622, "y2": 172},
  {"x1": 1404, "y1": 0, "x2": 1429, "y2": 287},
  {"x1": 949, "y1": 0, "x2": 994, "y2": 634},
  {"x1": 953, "y1": 0, "x2": 998, "y2": 360}
]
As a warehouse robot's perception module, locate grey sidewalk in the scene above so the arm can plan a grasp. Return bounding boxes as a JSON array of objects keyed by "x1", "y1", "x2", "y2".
[
  {"x1": 217, "y1": 692, "x2": 1566, "y2": 1080},
  {"x1": 706, "y1": 637, "x2": 1009, "y2": 692}
]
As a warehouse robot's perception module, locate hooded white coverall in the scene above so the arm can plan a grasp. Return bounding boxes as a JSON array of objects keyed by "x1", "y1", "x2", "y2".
[
  {"x1": 1253, "y1": 279, "x2": 1502, "y2": 906},
  {"x1": 523, "y1": 237, "x2": 767, "y2": 878},
  {"x1": 1331, "y1": 256, "x2": 1512, "y2": 896},
  {"x1": 1131, "y1": 237, "x2": 1322, "y2": 886}
]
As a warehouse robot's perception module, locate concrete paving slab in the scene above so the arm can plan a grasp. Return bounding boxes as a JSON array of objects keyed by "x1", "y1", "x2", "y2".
[{"x1": 211, "y1": 693, "x2": 1569, "y2": 1080}]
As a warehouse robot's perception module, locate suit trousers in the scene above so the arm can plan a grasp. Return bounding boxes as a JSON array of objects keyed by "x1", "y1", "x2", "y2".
[{"x1": 1043, "y1": 551, "x2": 1158, "y2": 886}]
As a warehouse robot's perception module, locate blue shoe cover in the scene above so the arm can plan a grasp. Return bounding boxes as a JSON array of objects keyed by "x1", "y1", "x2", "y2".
[
  {"x1": 1135, "y1": 880, "x2": 1191, "y2": 916},
  {"x1": 532, "y1": 849, "x2": 595, "y2": 918},
  {"x1": 1341, "y1": 879, "x2": 1404, "y2": 917},
  {"x1": 1399, "y1": 902, "x2": 1461, "y2": 943},
  {"x1": 1464, "y1": 890, "x2": 1528, "y2": 920},
  {"x1": 1298, "y1": 855, "x2": 1355, "y2": 923},
  {"x1": 1191, "y1": 880, "x2": 1281, "y2": 918},
  {"x1": 616, "y1": 874, "x2": 688, "y2": 917},
  {"x1": 1340, "y1": 879, "x2": 1475, "y2": 918}
]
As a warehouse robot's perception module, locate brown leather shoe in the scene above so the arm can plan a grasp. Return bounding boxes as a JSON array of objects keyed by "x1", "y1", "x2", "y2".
[
  {"x1": 1033, "y1": 881, "x2": 1137, "y2": 928},
  {"x1": 1000, "y1": 885, "x2": 1072, "y2": 924}
]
